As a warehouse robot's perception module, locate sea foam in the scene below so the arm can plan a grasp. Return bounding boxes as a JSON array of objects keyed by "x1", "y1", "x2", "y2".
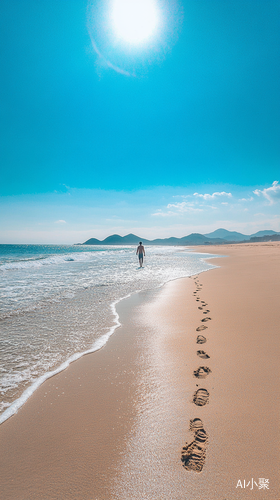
[{"x1": 0, "y1": 295, "x2": 126, "y2": 424}]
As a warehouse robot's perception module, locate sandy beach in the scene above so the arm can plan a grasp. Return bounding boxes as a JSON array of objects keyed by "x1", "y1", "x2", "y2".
[{"x1": 0, "y1": 242, "x2": 279, "y2": 500}]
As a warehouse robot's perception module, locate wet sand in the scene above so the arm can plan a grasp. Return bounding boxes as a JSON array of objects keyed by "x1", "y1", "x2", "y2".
[{"x1": 0, "y1": 242, "x2": 279, "y2": 499}]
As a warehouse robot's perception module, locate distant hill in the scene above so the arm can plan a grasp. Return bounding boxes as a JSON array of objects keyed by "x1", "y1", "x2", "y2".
[
  {"x1": 84, "y1": 234, "x2": 149, "y2": 245},
  {"x1": 103, "y1": 233, "x2": 141, "y2": 245},
  {"x1": 83, "y1": 232, "x2": 228, "y2": 246},
  {"x1": 250, "y1": 230, "x2": 279, "y2": 238},
  {"x1": 203, "y1": 228, "x2": 249, "y2": 241},
  {"x1": 249, "y1": 234, "x2": 280, "y2": 242},
  {"x1": 179, "y1": 233, "x2": 225, "y2": 245},
  {"x1": 203, "y1": 228, "x2": 279, "y2": 242},
  {"x1": 81, "y1": 229, "x2": 280, "y2": 246}
]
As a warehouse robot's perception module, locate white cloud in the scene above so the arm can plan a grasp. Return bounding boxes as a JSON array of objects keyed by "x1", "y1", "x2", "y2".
[
  {"x1": 167, "y1": 202, "x2": 203, "y2": 213},
  {"x1": 202, "y1": 205, "x2": 218, "y2": 210},
  {"x1": 172, "y1": 194, "x2": 192, "y2": 199},
  {"x1": 152, "y1": 201, "x2": 203, "y2": 217},
  {"x1": 55, "y1": 220, "x2": 66, "y2": 224},
  {"x1": 152, "y1": 210, "x2": 177, "y2": 217},
  {"x1": 193, "y1": 191, "x2": 232, "y2": 200},
  {"x1": 253, "y1": 181, "x2": 280, "y2": 204},
  {"x1": 239, "y1": 197, "x2": 254, "y2": 202}
]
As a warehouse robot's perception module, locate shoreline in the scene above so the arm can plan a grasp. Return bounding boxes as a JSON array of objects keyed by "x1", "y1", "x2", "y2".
[
  {"x1": 0, "y1": 242, "x2": 279, "y2": 499},
  {"x1": 0, "y1": 295, "x2": 123, "y2": 426},
  {"x1": 0, "y1": 247, "x2": 218, "y2": 426}
]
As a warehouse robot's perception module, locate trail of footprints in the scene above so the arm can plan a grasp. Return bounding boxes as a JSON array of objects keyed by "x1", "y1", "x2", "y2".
[{"x1": 181, "y1": 276, "x2": 212, "y2": 473}]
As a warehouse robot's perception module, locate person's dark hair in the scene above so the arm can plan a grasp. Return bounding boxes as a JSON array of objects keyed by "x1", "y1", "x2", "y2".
[{"x1": 139, "y1": 241, "x2": 142, "y2": 245}]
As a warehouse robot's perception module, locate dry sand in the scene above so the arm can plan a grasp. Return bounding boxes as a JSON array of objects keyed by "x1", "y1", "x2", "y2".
[{"x1": 0, "y1": 242, "x2": 279, "y2": 500}]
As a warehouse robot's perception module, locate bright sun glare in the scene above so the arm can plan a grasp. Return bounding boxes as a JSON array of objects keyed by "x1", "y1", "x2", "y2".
[{"x1": 111, "y1": 0, "x2": 159, "y2": 44}]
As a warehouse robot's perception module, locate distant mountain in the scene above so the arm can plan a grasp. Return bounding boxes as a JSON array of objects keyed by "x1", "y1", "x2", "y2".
[
  {"x1": 84, "y1": 234, "x2": 149, "y2": 245},
  {"x1": 103, "y1": 233, "x2": 141, "y2": 245},
  {"x1": 203, "y1": 228, "x2": 279, "y2": 242},
  {"x1": 250, "y1": 230, "x2": 278, "y2": 238},
  {"x1": 249, "y1": 234, "x2": 280, "y2": 242},
  {"x1": 179, "y1": 233, "x2": 225, "y2": 245},
  {"x1": 203, "y1": 228, "x2": 249, "y2": 241},
  {"x1": 81, "y1": 237, "x2": 101, "y2": 245},
  {"x1": 81, "y1": 229, "x2": 280, "y2": 246},
  {"x1": 83, "y1": 233, "x2": 225, "y2": 246}
]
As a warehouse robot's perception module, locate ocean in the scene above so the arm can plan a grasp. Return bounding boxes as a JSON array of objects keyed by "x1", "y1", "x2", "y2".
[{"x1": 0, "y1": 244, "x2": 218, "y2": 424}]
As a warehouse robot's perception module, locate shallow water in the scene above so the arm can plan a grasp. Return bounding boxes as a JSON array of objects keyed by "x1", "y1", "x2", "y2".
[{"x1": 0, "y1": 244, "x2": 218, "y2": 423}]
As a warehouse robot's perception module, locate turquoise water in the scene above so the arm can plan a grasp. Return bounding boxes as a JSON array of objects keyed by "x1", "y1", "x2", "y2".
[{"x1": 0, "y1": 244, "x2": 218, "y2": 423}]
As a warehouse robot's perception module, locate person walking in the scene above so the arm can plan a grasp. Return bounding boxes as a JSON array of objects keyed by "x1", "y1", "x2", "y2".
[{"x1": 136, "y1": 241, "x2": 145, "y2": 268}]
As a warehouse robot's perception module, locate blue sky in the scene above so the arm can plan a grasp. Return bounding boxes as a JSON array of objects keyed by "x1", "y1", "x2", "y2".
[{"x1": 0, "y1": 0, "x2": 279, "y2": 243}]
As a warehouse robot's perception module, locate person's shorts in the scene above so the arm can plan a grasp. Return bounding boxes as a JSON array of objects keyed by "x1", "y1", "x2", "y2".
[{"x1": 138, "y1": 253, "x2": 143, "y2": 260}]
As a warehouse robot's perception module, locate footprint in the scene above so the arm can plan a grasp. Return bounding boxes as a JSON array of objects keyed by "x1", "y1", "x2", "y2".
[
  {"x1": 203, "y1": 310, "x2": 210, "y2": 314},
  {"x1": 193, "y1": 366, "x2": 211, "y2": 378},
  {"x1": 181, "y1": 418, "x2": 208, "y2": 472},
  {"x1": 198, "y1": 306, "x2": 203, "y2": 310},
  {"x1": 196, "y1": 325, "x2": 208, "y2": 332},
  {"x1": 190, "y1": 418, "x2": 204, "y2": 431},
  {"x1": 196, "y1": 335, "x2": 207, "y2": 344},
  {"x1": 193, "y1": 388, "x2": 209, "y2": 406},
  {"x1": 201, "y1": 317, "x2": 211, "y2": 322},
  {"x1": 197, "y1": 350, "x2": 210, "y2": 359}
]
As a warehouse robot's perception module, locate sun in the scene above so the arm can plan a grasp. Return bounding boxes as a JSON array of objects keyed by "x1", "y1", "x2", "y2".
[{"x1": 111, "y1": 0, "x2": 159, "y2": 44}]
